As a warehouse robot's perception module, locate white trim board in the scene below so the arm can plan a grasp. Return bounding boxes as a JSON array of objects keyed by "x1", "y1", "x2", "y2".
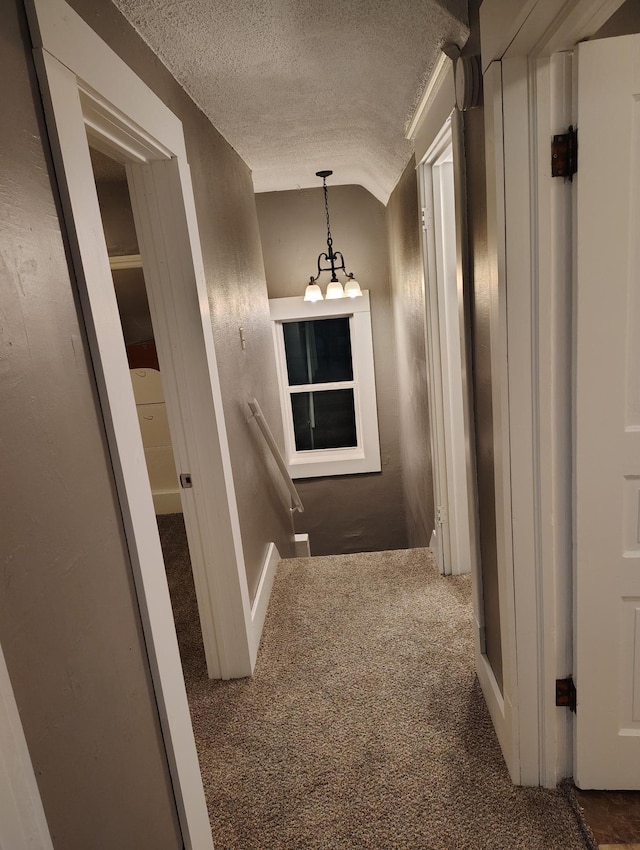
[
  {"x1": 418, "y1": 118, "x2": 474, "y2": 578},
  {"x1": 153, "y1": 490, "x2": 183, "y2": 515},
  {"x1": 475, "y1": 645, "x2": 512, "y2": 764},
  {"x1": 419, "y1": 127, "x2": 451, "y2": 578},
  {"x1": 32, "y1": 45, "x2": 215, "y2": 850},
  {"x1": 480, "y1": 59, "x2": 522, "y2": 784},
  {"x1": 406, "y1": 52, "x2": 451, "y2": 139},
  {"x1": 532, "y1": 49, "x2": 575, "y2": 785},
  {"x1": 0, "y1": 645, "x2": 54, "y2": 850},
  {"x1": 249, "y1": 542, "x2": 281, "y2": 661},
  {"x1": 294, "y1": 534, "x2": 311, "y2": 557},
  {"x1": 25, "y1": 0, "x2": 263, "y2": 845},
  {"x1": 109, "y1": 253, "x2": 142, "y2": 270}
]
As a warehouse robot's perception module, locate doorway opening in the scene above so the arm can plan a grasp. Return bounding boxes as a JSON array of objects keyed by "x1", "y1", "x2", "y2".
[
  {"x1": 87, "y1": 143, "x2": 209, "y2": 674},
  {"x1": 80, "y1": 133, "x2": 243, "y2": 681},
  {"x1": 88, "y1": 148, "x2": 184, "y2": 516}
]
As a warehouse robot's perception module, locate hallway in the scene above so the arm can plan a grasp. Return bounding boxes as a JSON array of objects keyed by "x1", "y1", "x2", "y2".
[
  {"x1": 159, "y1": 515, "x2": 589, "y2": 850},
  {"x1": 7, "y1": 1, "x2": 640, "y2": 845}
]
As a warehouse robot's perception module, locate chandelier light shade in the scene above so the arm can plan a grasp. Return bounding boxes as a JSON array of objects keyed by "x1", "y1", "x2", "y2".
[
  {"x1": 325, "y1": 280, "x2": 345, "y2": 299},
  {"x1": 303, "y1": 170, "x2": 363, "y2": 302},
  {"x1": 303, "y1": 282, "x2": 324, "y2": 302},
  {"x1": 344, "y1": 274, "x2": 363, "y2": 298}
]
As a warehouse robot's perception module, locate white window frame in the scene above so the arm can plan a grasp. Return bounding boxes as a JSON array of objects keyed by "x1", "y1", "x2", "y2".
[{"x1": 269, "y1": 292, "x2": 381, "y2": 479}]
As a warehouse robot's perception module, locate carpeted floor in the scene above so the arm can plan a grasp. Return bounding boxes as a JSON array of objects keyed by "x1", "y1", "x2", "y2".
[{"x1": 158, "y1": 514, "x2": 592, "y2": 850}]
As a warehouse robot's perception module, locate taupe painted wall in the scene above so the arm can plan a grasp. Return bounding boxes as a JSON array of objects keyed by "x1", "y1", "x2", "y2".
[
  {"x1": 68, "y1": 0, "x2": 296, "y2": 597},
  {"x1": 385, "y1": 157, "x2": 435, "y2": 547},
  {"x1": 256, "y1": 186, "x2": 407, "y2": 555},
  {"x1": 594, "y1": 0, "x2": 640, "y2": 38},
  {"x1": 0, "y1": 1, "x2": 181, "y2": 846}
]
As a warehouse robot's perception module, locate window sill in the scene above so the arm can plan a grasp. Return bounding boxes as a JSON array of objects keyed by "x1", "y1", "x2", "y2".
[{"x1": 288, "y1": 450, "x2": 381, "y2": 479}]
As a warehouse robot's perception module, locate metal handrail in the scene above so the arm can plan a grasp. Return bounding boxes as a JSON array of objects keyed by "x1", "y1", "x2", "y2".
[{"x1": 248, "y1": 398, "x2": 304, "y2": 514}]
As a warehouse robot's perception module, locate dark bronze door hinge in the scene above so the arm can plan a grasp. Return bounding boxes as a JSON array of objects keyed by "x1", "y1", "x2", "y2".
[
  {"x1": 556, "y1": 676, "x2": 577, "y2": 713},
  {"x1": 552, "y1": 126, "x2": 578, "y2": 180}
]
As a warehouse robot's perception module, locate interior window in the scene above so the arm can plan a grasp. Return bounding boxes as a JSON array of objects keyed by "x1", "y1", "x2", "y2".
[{"x1": 269, "y1": 293, "x2": 381, "y2": 479}]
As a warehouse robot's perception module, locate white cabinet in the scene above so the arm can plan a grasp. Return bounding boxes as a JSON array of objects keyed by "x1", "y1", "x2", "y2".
[
  {"x1": 130, "y1": 368, "x2": 182, "y2": 514},
  {"x1": 137, "y1": 404, "x2": 172, "y2": 447}
]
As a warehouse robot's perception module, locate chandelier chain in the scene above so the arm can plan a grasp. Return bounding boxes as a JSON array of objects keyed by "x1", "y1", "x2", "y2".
[{"x1": 322, "y1": 178, "x2": 333, "y2": 250}]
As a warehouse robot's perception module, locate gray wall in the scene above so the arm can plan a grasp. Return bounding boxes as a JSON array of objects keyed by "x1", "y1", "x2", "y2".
[
  {"x1": 0, "y1": 1, "x2": 181, "y2": 846},
  {"x1": 385, "y1": 156, "x2": 435, "y2": 547},
  {"x1": 256, "y1": 186, "x2": 407, "y2": 555},
  {"x1": 593, "y1": 0, "x2": 640, "y2": 38},
  {"x1": 68, "y1": 0, "x2": 296, "y2": 598}
]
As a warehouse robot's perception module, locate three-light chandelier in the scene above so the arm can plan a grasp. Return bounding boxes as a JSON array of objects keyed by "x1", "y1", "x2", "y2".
[{"x1": 303, "y1": 170, "x2": 363, "y2": 302}]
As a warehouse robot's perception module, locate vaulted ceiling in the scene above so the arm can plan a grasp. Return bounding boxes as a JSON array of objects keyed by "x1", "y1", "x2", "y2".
[{"x1": 112, "y1": 0, "x2": 469, "y2": 203}]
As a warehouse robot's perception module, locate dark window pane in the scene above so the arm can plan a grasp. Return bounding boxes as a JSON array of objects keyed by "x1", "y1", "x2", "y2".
[
  {"x1": 291, "y1": 390, "x2": 357, "y2": 451},
  {"x1": 283, "y1": 318, "x2": 352, "y2": 385}
]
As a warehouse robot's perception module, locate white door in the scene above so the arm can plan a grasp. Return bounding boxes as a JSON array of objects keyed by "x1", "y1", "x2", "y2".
[{"x1": 575, "y1": 32, "x2": 640, "y2": 789}]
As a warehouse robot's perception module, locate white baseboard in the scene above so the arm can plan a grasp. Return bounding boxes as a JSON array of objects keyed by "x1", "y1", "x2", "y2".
[
  {"x1": 249, "y1": 542, "x2": 280, "y2": 662},
  {"x1": 152, "y1": 490, "x2": 182, "y2": 514},
  {"x1": 294, "y1": 533, "x2": 310, "y2": 557},
  {"x1": 475, "y1": 646, "x2": 517, "y2": 781},
  {"x1": 429, "y1": 528, "x2": 445, "y2": 574}
]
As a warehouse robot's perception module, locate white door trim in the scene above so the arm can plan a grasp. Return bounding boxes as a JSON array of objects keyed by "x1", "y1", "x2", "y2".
[
  {"x1": 419, "y1": 120, "x2": 452, "y2": 575},
  {"x1": 482, "y1": 61, "x2": 520, "y2": 781},
  {"x1": 531, "y1": 48, "x2": 575, "y2": 787},
  {"x1": 124, "y1": 156, "x2": 253, "y2": 679},
  {"x1": 480, "y1": 0, "x2": 626, "y2": 787},
  {"x1": 34, "y1": 44, "x2": 215, "y2": 850},
  {"x1": 25, "y1": 0, "x2": 260, "y2": 844},
  {"x1": 0, "y1": 644, "x2": 54, "y2": 850},
  {"x1": 419, "y1": 118, "x2": 474, "y2": 577}
]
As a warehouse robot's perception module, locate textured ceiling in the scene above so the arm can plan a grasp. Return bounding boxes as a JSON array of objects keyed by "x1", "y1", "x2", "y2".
[{"x1": 111, "y1": 0, "x2": 469, "y2": 203}]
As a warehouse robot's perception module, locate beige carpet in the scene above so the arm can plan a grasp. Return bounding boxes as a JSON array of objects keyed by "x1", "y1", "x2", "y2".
[{"x1": 158, "y1": 515, "x2": 591, "y2": 850}]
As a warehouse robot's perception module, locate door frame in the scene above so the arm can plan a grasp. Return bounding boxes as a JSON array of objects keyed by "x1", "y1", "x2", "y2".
[
  {"x1": 418, "y1": 117, "x2": 474, "y2": 577},
  {"x1": 479, "y1": 0, "x2": 627, "y2": 786},
  {"x1": 419, "y1": 118, "x2": 453, "y2": 575},
  {"x1": 25, "y1": 0, "x2": 259, "y2": 844}
]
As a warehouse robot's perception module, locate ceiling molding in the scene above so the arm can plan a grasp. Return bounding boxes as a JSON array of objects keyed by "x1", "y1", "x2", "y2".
[{"x1": 405, "y1": 52, "x2": 451, "y2": 140}]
